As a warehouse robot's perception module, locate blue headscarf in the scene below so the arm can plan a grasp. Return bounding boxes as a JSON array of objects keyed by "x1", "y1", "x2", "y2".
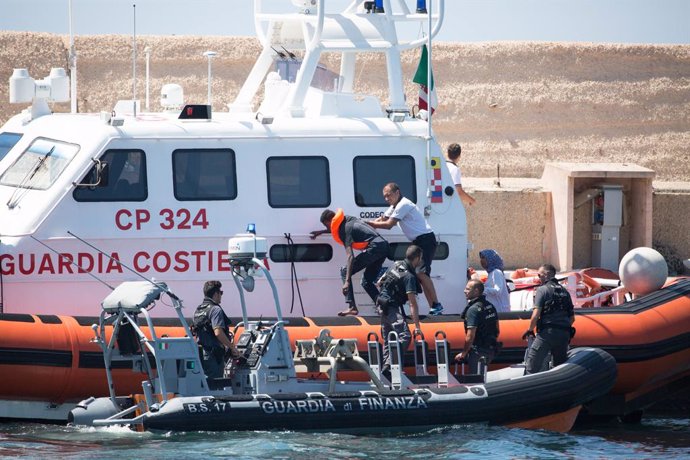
[{"x1": 479, "y1": 249, "x2": 504, "y2": 273}]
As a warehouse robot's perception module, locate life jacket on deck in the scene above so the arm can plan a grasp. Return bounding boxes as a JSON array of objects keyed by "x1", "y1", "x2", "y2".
[{"x1": 331, "y1": 208, "x2": 368, "y2": 251}]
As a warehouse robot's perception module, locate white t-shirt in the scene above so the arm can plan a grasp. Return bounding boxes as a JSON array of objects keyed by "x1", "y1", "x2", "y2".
[
  {"x1": 446, "y1": 160, "x2": 462, "y2": 186},
  {"x1": 484, "y1": 269, "x2": 511, "y2": 312},
  {"x1": 384, "y1": 196, "x2": 431, "y2": 241}
]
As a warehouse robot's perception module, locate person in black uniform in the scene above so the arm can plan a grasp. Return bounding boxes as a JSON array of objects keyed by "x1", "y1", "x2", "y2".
[
  {"x1": 522, "y1": 264, "x2": 575, "y2": 374},
  {"x1": 310, "y1": 209, "x2": 389, "y2": 316},
  {"x1": 376, "y1": 245, "x2": 423, "y2": 372},
  {"x1": 193, "y1": 280, "x2": 238, "y2": 378},
  {"x1": 454, "y1": 279, "x2": 500, "y2": 375}
]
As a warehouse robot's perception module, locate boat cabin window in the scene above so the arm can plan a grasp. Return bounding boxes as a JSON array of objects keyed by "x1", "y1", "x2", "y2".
[
  {"x1": 388, "y1": 242, "x2": 449, "y2": 261},
  {"x1": 269, "y1": 243, "x2": 333, "y2": 263},
  {"x1": 353, "y1": 156, "x2": 417, "y2": 207},
  {"x1": 73, "y1": 149, "x2": 147, "y2": 202},
  {"x1": 0, "y1": 137, "x2": 79, "y2": 190},
  {"x1": 0, "y1": 132, "x2": 22, "y2": 162},
  {"x1": 173, "y1": 149, "x2": 237, "y2": 201},
  {"x1": 267, "y1": 156, "x2": 330, "y2": 208}
]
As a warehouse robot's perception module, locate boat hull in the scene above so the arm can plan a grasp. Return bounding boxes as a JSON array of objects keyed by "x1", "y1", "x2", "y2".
[
  {"x1": 1, "y1": 278, "x2": 689, "y2": 421},
  {"x1": 86, "y1": 348, "x2": 615, "y2": 433}
]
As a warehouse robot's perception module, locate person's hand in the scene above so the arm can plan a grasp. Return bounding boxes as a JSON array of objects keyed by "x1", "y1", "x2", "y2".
[
  {"x1": 224, "y1": 346, "x2": 239, "y2": 360},
  {"x1": 413, "y1": 327, "x2": 422, "y2": 336},
  {"x1": 454, "y1": 352, "x2": 466, "y2": 364},
  {"x1": 309, "y1": 230, "x2": 321, "y2": 240},
  {"x1": 342, "y1": 283, "x2": 349, "y2": 295},
  {"x1": 522, "y1": 330, "x2": 535, "y2": 340}
]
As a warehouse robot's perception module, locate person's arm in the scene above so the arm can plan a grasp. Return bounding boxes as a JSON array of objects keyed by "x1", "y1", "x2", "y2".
[
  {"x1": 407, "y1": 292, "x2": 421, "y2": 332},
  {"x1": 455, "y1": 184, "x2": 476, "y2": 206},
  {"x1": 567, "y1": 292, "x2": 576, "y2": 325},
  {"x1": 367, "y1": 216, "x2": 399, "y2": 230},
  {"x1": 523, "y1": 308, "x2": 539, "y2": 339},
  {"x1": 523, "y1": 286, "x2": 545, "y2": 338},
  {"x1": 309, "y1": 228, "x2": 330, "y2": 239},
  {"x1": 370, "y1": 214, "x2": 389, "y2": 224},
  {"x1": 455, "y1": 328, "x2": 476, "y2": 362},
  {"x1": 484, "y1": 270, "x2": 501, "y2": 296},
  {"x1": 214, "y1": 327, "x2": 233, "y2": 349}
]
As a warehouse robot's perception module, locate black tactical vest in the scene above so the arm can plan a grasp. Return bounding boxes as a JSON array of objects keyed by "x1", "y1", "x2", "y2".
[
  {"x1": 379, "y1": 260, "x2": 414, "y2": 306},
  {"x1": 461, "y1": 296, "x2": 499, "y2": 349},
  {"x1": 537, "y1": 279, "x2": 573, "y2": 331},
  {"x1": 192, "y1": 300, "x2": 230, "y2": 346}
]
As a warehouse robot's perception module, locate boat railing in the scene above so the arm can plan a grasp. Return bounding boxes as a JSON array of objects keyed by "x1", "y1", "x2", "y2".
[
  {"x1": 510, "y1": 272, "x2": 632, "y2": 310},
  {"x1": 571, "y1": 285, "x2": 629, "y2": 308},
  {"x1": 233, "y1": 0, "x2": 444, "y2": 116},
  {"x1": 293, "y1": 329, "x2": 388, "y2": 391},
  {"x1": 95, "y1": 281, "x2": 209, "y2": 410}
]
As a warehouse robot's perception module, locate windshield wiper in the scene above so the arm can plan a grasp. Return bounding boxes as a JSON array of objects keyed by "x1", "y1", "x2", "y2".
[{"x1": 6, "y1": 146, "x2": 55, "y2": 209}]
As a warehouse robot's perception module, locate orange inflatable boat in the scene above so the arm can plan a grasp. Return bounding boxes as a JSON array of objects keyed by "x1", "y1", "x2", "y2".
[{"x1": 1, "y1": 277, "x2": 689, "y2": 422}]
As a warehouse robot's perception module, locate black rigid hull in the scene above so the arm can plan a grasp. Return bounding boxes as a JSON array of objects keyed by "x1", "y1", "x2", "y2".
[{"x1": 142, "y1": 347, "x2": 616, "y2": 432}]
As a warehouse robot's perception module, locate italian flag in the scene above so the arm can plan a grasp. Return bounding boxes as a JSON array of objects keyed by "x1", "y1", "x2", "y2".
[{"x1": 413, "y1": 44, "x2": 437, "y2": 115}]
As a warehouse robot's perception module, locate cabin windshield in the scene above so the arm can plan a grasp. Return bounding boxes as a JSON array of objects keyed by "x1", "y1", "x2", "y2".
[
  {"x1": 0, "y1": 132, "x2": 22, "y2": 163},
  {"x1": 0, "y1": 138, "x2": 79, "y2": 190},
  {"x1": 276, "y1": 58, "x2": 339, "y2": 92}
]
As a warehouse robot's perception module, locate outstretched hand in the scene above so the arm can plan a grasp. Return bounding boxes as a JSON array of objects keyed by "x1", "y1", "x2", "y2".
[
  {"x1": 309, "y1": 229, "x2": 328, "y2": 240},
  {"x1": 521, "y1": 330, "x2": 535, "y2": 340}
]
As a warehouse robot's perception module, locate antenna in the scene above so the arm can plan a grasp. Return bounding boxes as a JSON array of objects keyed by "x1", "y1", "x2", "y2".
[
  {"x1": 67, "y1": 231, "x2": 178, "y2": 300},
  {"x1": 281, "y1": 46, "x2": 297, "y2": 60},
  {"x1": 270, "y1": 47, "x2": 287, "y2": 59},
  {"x1": 132, "y1": 3, "x2": 137, "y2": 117},
  {"x1": 425, "y1": 1, "x2": 433, "y2": 211},
  {"x1": 68, "y1": 0, "x2": 77, "y2": 113},
  {"x1": 144, "y1": 46, "x2": 151, "y2": 111},
  {"x1": 203, "y1": 51, "x2": 218, "y2": 107},
  {"x1": 30, "y1": 236, "x2": 115, "y2": 290}
]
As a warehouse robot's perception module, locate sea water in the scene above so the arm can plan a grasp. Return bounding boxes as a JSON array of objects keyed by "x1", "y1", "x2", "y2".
[{"x1": 0, "y1": 417, "x2": 689, "y2": 459}]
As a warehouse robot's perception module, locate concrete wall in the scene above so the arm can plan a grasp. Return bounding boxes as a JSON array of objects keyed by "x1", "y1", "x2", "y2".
[
  {"x1": 652, "y1": 190, "x2": 690, "y2": 273},
  {"x1": 466, "y1": 183, "x2": 689, "y2": 273}
]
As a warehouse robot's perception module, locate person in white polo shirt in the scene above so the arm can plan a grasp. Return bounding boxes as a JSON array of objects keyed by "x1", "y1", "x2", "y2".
[
  {"x1": 446, "y1": 143, "x2": 476, "y2": 207},
  {"x1": 367, "y1": 182, "x2": 444, "y2": 315}
]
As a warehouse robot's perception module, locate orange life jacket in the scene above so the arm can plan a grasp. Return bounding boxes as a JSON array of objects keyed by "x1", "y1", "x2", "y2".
[{"x1": 331, "y1": 208, "x2": 369, "y2": 250}]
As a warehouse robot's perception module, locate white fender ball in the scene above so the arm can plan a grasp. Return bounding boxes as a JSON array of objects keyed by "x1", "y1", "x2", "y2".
[{"x1": 619, "y1": 247, "x2": 668, "y2": 295}]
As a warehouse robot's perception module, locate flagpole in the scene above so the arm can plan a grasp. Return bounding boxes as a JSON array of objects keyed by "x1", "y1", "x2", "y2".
[{"x1": 425, "y1": 1, "x2": 433, "y2": 215}]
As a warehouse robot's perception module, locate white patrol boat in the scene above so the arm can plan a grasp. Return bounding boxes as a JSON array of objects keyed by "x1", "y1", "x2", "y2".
[
  {"x1": 0, "y1": 0, "x2": 468, "y2": 318},
  {"x1": 67, "y1": 233, "x2": 617, "y2": 433}
]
